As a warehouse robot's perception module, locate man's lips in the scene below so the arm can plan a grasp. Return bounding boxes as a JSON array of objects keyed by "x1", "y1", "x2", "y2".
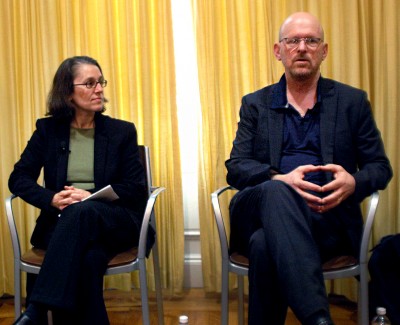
[
  {"x1": 293, "y1": 58, "x2": 311, "y2": 67},
  {"x1": 294, "y1": 57, "x2": 309, "y2": 63}
]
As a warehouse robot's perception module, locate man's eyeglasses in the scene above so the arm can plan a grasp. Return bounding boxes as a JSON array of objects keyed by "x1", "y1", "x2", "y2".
[
  {"x1": 280, "y1": 37, "x2": 322, "y2": 49},
  {"x1": 73, "y1": 79, "x2": 108, "y2": 89}
]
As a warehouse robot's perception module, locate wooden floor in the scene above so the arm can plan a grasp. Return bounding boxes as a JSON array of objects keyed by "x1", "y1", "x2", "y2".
[{"x1": 0, "y1": 288, "x2": 358, "y2": 324}]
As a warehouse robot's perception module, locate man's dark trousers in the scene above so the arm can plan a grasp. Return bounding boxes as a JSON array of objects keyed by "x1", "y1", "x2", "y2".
[{"x1": 230, "y1": 180, "x2": 349, "y2": 324}]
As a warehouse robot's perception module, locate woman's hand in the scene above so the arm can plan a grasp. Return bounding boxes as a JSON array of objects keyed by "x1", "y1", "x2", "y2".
[{"x1": 51, "y1": 186, "x2": 91, "y2": 210}]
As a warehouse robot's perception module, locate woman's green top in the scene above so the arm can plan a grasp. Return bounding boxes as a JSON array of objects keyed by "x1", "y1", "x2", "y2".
[{"x1": 67, "y1": 127, "x2": 95, "y2": 190}]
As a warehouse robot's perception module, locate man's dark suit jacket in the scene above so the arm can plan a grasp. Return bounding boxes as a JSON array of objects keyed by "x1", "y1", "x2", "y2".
[
  {"x1": 9, "y1": 113, "x2": 147, "y2": 248},
  {"x1": 226, "y1": 75, "x2": 392, "y2": 254}
]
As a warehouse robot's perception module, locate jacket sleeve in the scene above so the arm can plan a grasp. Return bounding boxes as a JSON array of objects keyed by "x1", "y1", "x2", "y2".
[
  {"x1": 225, "y1": 95, "x2": 278, "y2": 190},
  {"x1": 8, "y1": 119, "x2": 58, "y2": 212},
  {"x1": 349, "y1": 92, "x2": 392, "y2": 202},
  {"x1": 98, "y1": 120, "x2": 147, "y2": 211}
]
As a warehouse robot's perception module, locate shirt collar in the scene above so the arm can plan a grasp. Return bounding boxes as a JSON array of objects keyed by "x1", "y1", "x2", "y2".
[{"x1": 271, "y1": 74, "x2": 323, "y2": 109}]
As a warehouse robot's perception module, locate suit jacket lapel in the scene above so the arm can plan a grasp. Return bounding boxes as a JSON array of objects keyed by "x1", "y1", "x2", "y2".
[
  {"x1": 319, "y1": 78, "x2": 337, "y2": 165},
  {"x1": 55, "y1": 121, "x2": 70, "y2": 190},
  {"x1": 94, "y1": 114, "x2": 108, "y2": 187},
  {"x1": 269, "y1": 108, "x2": 283, "y2": 168},
  {"x1": 267, "y1": 83, "x2": 284, "y2": 168}
]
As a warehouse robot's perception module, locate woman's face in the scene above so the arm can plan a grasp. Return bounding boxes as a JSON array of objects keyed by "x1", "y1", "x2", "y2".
[{"x1": 70, "y1": 64, "x2": 105, "y2": 114}]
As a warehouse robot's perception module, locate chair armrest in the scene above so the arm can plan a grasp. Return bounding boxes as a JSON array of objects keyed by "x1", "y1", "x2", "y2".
[
  {"x1": 137, "y1": 186, "x2": 166, "y2": 259},
  {"x1": 359, "y1": 191, "x2": 380, "y2": 264},
  {"x1": 211, "y1": 185, "x2": 236, "y2": 260},
  {"x1": 212, "y1": 185, "x2": 235, "y2": 198},
  {"x1": 5, "y1": 194, "x2": 22, "y2": 262}
]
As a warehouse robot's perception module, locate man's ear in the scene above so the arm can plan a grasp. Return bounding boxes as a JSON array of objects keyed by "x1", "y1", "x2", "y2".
[
  {"x1": 322, "y1": 43, "x2": 328, "y2": 60},
  {"x1": 273, "y1": 43, "x2": 282, "y2": 61}
]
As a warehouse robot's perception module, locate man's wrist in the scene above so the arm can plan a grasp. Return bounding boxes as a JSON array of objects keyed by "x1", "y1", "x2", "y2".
[{"x1": 269, "y1": 168, "x2": 279, "y2": 180}]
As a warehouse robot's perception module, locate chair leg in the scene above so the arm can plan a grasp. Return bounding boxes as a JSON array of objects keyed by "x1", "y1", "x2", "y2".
[
  {"x1": 359, "y1": 265, "x2": 369, "y2": 325},
  {"x1": 237, "y1": 275, "x2": 245, "y2": 325},
  {"x1": 152, "y1": 244, "x2": 164, "y2": 325},
  {"x1": 14, "y1": 266, "x2": 21, "y2": 320},
  {"x1": 139, "y1": 258, "x2": 151, "y2": 325},
  {"x1": 47, "y1": 310, "x2": 53, "y2": 325},
  {"x1": 221, "y1": 262, "x2": 229, "y2": 325}
]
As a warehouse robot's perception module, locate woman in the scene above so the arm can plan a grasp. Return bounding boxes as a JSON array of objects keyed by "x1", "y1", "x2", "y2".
[{"x1": 9, "y1": 56, "x2": 147, "y2": 325}]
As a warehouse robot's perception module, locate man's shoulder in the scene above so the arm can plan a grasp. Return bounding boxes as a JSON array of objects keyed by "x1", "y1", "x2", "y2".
[
  {"x1": 246, "y1": 83, "x2": 277, "y2": 97},
  {"x1": 320, "y1": 77, "x2": 367, "y2": 97},
  {"x1": 242, "y1": 83, "x2": 278, "y2": 106}
]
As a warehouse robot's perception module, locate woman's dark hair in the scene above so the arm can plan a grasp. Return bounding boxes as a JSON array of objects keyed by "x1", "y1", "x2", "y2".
[{"x1": 46, "y1": 56, "x2": 108, "y2": 118}]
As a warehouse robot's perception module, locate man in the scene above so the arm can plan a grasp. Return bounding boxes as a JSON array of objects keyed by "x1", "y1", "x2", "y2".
[{"x1": 226, "y1": 12, "x2": 392, "y2": 325}]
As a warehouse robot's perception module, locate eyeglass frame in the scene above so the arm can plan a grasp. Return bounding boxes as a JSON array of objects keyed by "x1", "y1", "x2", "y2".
[
  {"x1": 279, "y1": 37, "x2": 323, "y2": 49},
  {"x1": 73, "y1": 79, "x2": 108, "y2": 89}
]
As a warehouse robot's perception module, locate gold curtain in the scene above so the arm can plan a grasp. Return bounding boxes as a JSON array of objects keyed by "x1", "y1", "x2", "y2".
[
  {"x1": 194, "y1": 0, "x2": 400, "y2": 301},
  {"x1": 0, "y1": 0, "x2": 184, "y2": 297}
]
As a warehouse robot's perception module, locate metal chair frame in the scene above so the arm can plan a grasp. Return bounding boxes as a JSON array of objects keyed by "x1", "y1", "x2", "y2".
[
  {"x1": 6, "y1": 145, "x2": 165, "y2": 325},
  {"x1": 211, "y1": 185, "x2": 379, "y2": 325}
]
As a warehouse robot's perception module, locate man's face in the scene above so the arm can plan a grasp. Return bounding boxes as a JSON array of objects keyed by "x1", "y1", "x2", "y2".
[{"x1": 274, "y1": 14, "x2": 328, "y2": 81}]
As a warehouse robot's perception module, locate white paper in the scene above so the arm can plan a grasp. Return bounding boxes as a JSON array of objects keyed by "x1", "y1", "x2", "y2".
[
  {"x1": 82, "y1": 185, "x2": 119, "y2": 202},
  {"x1": 58, "y1": 185, "x2": 119, "y2": 217}
]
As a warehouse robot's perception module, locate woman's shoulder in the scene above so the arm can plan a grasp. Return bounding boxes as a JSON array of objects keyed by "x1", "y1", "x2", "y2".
[
  {"x1": 98, "y1": 114, "x2": 135, "y2": 129},
  {"x1": 36, "y1": 116, "x2": 55, "y2": 125},
  {"x1": 35, "y1": 116, "x2": 68, "y2": 132},
  {"x1": 36, "y1": 116, "x2": 71, "y2": 126},
  {"x1": 96, "y1": 114, "x2": 137, "y2": 138}
]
